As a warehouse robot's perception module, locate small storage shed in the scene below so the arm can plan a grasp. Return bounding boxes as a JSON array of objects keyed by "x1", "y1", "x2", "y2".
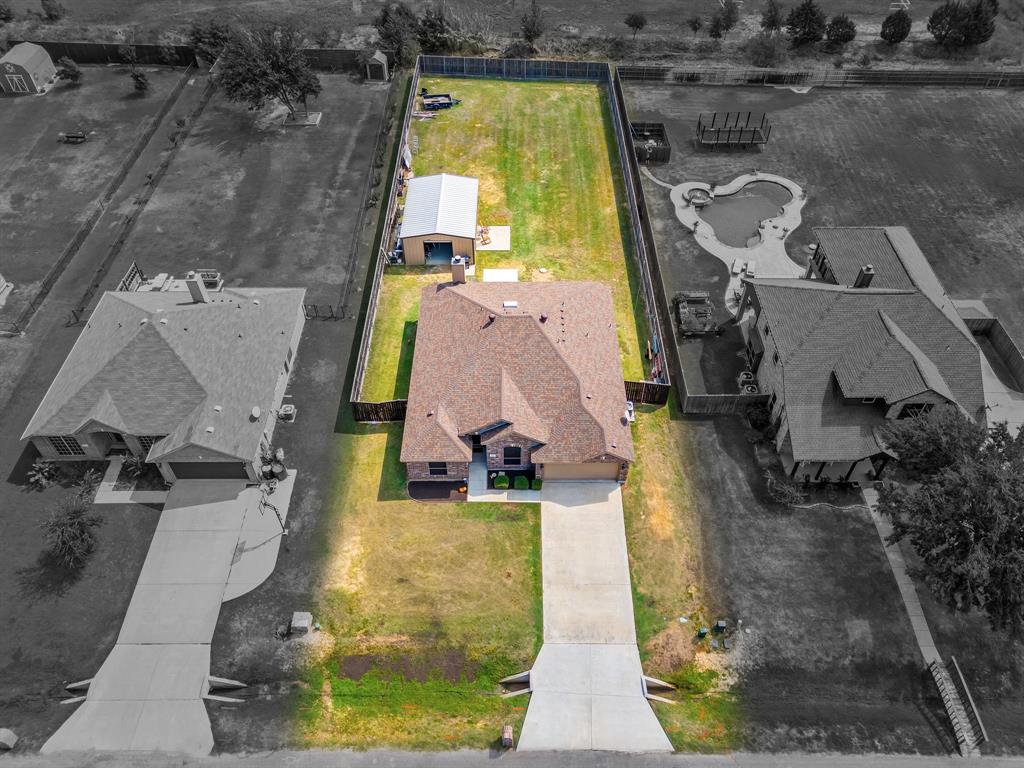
[
  {"x1": 0, "y1": 43, "x2": 57, "y2": 95},
  {"x1": 399, "y1": 174, "x2": 479, "y2": 265},
  {"x1": 366, "y1": 50, "x2": 389, "y2": 82}
]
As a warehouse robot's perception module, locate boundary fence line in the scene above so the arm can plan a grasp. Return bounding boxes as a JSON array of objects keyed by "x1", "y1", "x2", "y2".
[
  {"x1": 617, "y1": 65, "x2": 1024, "y2": 88},
  {"x1": 420, "y1": 55, "x2": 609, "y2": 81}
]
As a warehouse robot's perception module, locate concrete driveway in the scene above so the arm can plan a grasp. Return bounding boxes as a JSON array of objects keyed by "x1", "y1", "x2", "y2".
[
  {"x1": 518, "y1": 482, "x2": 671, "y2": 752},
  {"x1": 41, "y1": 476, "x2": 295, "y2": 755}
]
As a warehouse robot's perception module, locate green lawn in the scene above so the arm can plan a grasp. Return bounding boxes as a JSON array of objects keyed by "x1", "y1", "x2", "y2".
[
  {"x1": 359, "y1": 76, "x2": 648, "y2": 401},
  {"x1": 293, "y1": 420, "x2": 541, "y2": 748}
]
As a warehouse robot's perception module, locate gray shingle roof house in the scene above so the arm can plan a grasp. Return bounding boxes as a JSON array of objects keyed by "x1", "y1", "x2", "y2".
[
  {"x1": 401, "y1": 281, "x2": 634, "y2": 486},
  {"x1": 398, "y1": 174, "x2": 479, "y2": 266},
  {"x1": 23, "y1": 282, "x2": 305, "y2": 483},
  {"x1": 738, "y1": 226, "x2": 986, "y2": 484}
]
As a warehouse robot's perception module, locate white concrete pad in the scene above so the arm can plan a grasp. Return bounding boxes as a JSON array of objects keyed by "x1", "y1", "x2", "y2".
[
  {"x1": 137, "y1": 530, "x2": 238, "y2": 585},
  {"x1": 482, "y1": 267, "x2": 519, "y2": 282},
  {"x1": 156, "y1": 481, "x2": 248, "y2": 531},
  {"x1": 88, "y1": 644, "x2": 210, "y2": 701},
  {"x1": 519, "y1": 692, "x2": 593, "y2": 751},
  {"x1": 543, "y1": 584, "x2": 637, "y2": 644},
  {"x1": 117, "y1": 583, "x2": 225, "y2": 645},
  {"x1": 130, "y1": 700, "x2": 214, "y2": 753},
  {"x1": 591, "y1": 695, "x2": 674, "y2": 752},
  {"x1": 477, "y1": 225, "x2": 511, "y2": 251},
  {"x1": 40, "y1": 702, "x2": 144, "y2": 753}
]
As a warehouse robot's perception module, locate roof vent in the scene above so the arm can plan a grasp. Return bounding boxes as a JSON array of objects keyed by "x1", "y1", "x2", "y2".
[
  {"x1": 253, "y1": 299, "x2": 260, "y2": 305},
  {"x1": 539, "y1": 313, "x2": 548, "y2": 323},
  {"x1": 502, "y1": 300, "x2": 518, "y2": 309},
  {"x1": 205, "y1": 426, "x2": 215, "y2": 433},
  {"x1": 251, "y1": 406, "x2": 261, "y2": 420},
  {"x1": 140, "y1": 318, "x2": 148, "y2": 325},
  {"x1": 159, "y1": 318, "x2": 168, "y2": 324},
  {"x1": 427, "y1": 410, "x2": 434, "y2": 417},
  {"x1": 214, "y1": 405, "x2": 223, "y2": 412}
]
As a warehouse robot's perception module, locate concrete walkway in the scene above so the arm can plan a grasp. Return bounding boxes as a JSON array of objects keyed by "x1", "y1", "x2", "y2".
[
  {"x1": 41, "y1": 475, "x2": 296, "y2": 755},
  {"x1": 93, "y1": 457, "x2": 169, "y2": 506},
  {"x1": 466, "y1": 456, "x2": 541, "y2": 504},
  {"x1": 862, "y1": 488, "x2": 940, "y2": 665},
  {"x1": 518, "y1": 482, "x2": 671, "y2": 752}
]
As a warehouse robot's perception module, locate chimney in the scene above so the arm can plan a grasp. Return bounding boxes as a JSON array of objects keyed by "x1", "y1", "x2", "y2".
[
  {"x1": 186, "y1": 277, "x2": 209, "y2": 303},
  {"x1": 451, "y1": 255, "x2": 466, "y2": 285},
  {"x1": 853, "y1": 264, "x2": 875, "y2": 289}
]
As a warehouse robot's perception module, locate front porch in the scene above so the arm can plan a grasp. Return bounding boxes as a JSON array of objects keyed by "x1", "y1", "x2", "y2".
[{"x1": 467, "y1": 456, "x2": 541, "y2": 504}]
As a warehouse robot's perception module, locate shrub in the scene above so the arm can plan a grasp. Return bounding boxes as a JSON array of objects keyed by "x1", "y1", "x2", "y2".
[
  {"x1": 42, "y1": 495, "x2": 101, "y2": 569},
  {"x1": 520, "y1": 0, "x2": 545, "y2": 45},
  {"x1": 513, "y1": 475, "x2": 529, "y2": 490},
  {"x1": 745, "y1": 403, "x2": 771, "y2": 430},
  {"x1": 881, "y1": 8, "x2": 912, "y2": 45},
  {"x1": 131, "y1": 70, "x2": 150, "y2": 93},
  {"x1": 785, "y1": 0, "x2": 826, "y2": 46},
  {"x1": 57, "y1": 56, "x2": 82, "y2": 83},
  {"x1": 687, "y1": 15, "x2": 703, "y2": 35},
  {"x1": 825, "y1": 13, "x2": 857, "y2": 45},
  {"x1": 0, "y1": 3, "x2": 14, "y2": 23},
  {"x1": 625, "y1": 12, "x2": 647, "y2": 39},
  {"x1": 531, "y1": 477, "x2": 543, "y2": 490},
  {"x1": 417, "y1": 4, "x2": 460, "y2": 53},
  {"x1": 28, "y1": 459, "x2": 60, "y2": 490},
  {"x1": 494, "y1": 475, "x2": 510, "y2": 489},
  {"x1": 927, "y1": 0, "x2": 993, "y2": 48},
  {"x1": 744, "y1": 31, "x2": 788, "y2": 66},
  {"x1": 708, "y1": 11, "x2": 726, "y2": 38},
  {"x1": 124, "y1": 454, "x2": 145, "y2": 479},
  {"x1": 40, "y1": 0, "x2": 65, "y2": 21},
  {"x1": 764, "y1": 469, "x2": 807, "y2": 508},
  {"x1": 75, "y1": 468, "x2": 102, "y2": 500}
]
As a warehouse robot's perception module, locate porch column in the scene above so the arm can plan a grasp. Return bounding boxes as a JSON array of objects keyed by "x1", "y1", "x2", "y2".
[
  {"x1": 814, "y1": 461, "x2": 826, "y2": 481},
  {"x1": 843, "y1": 460, "x2": 859, "y2": 482},
  {"x1": 789, "y1": 460, "x2": 800, "y2": 479}
]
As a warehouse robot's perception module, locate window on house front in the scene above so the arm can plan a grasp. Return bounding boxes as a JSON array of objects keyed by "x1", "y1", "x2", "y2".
[
  {"x1": 898, "y1": 403, "x2": 933, "y2": 419},
  {"x1": 48, "y1": 435, "x2": 85, "y2": 457},
  {"x1": 503, "y1": 446, "x2": 522, "y2": 466},
  {"x1": 137, "y1": 435, "x2": 165, "y2": 455},
  {"x1": 428, "y1": 462, "x2": 447, "y2": 476},
  {"x1": 285, "y1": 347, "x2": 294, "y2": 371},
  {"x1": 773, "y1": 350, "x2": 780, "y2": 365}
]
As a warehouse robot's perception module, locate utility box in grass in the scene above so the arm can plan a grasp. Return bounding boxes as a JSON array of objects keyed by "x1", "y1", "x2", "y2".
[{"x1": 290, "y1": 612, "x2": 312, "y2": 635}]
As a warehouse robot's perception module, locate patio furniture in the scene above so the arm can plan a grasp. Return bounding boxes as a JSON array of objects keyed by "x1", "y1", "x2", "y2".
[
  {"x1": 731, "y1": 258, "x2": 743, "y2": 276},
  {"x1": 745, "y1": 260, "x2": 756, "y2": 277}
]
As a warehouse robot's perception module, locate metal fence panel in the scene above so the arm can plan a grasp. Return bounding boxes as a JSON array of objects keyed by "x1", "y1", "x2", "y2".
[
  {"x1": 420, "y1": 55, "x2": 607, "y2": 82},
  {"x1": 8, "y1": 39, "x2": 197, "y2": 67}
]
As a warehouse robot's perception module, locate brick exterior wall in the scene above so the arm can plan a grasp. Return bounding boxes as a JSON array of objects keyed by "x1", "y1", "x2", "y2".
[
  {"x1": 483, "y1": 434, "x2": 536, "y2": 472},
  {"x1": 405, "y1": 461, "x2": 470, "y2": 482}
]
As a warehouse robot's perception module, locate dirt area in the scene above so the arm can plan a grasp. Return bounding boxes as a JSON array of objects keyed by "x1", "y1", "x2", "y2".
[
  {"x1": 339, "y1": 649, "x2": 479, "y2": 683},
  {"x1": 107, "y1": 75, "x2": 389, "y2": 306},
  {"x1": 0, "y1": 66, "x2": 184, "y2": 325}
]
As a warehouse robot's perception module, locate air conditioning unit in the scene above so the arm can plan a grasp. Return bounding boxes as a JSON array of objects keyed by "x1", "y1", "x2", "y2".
[
  {"x1": 742, "y1": 384, "x2": 759, "y2": 395},
  {"x1": 737, "y1": 371, "x2": 755, "y2": 387},
  {"x1": 625, "y1": 401, "x2": 636, "y2": 423},
  {"x1": 278, "y1": 404, "x2": 297, "y2": 422}
]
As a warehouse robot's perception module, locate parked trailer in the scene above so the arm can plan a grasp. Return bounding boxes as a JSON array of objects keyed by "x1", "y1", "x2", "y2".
[{"x1": 420, "y1": 90, "x2": 461, "y2": 110}]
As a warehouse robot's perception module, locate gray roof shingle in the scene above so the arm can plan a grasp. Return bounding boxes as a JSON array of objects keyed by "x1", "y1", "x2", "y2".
[{"x1": 23, "y1": 287, "x2": 306, "y2": 462}]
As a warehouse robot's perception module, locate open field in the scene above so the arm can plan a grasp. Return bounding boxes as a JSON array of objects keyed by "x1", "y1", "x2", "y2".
[
  {"x1": 360, "y1": 76, "x2": 647, "y2": 401},
  {"x1": 0, "y1": 67, "x2": 183, "y2": 324},
  {"x1": 109, "y1": 75, "x2": 389, "y2": 305},
  {"x1": 626, "y1": 83, "x2": 1024, "y2": 752}
]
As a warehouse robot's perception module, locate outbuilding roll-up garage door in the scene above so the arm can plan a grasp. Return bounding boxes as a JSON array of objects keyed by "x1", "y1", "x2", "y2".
[
  {"x1": 168, "y1": 462, "x2": 249, "y2": 480},
  {"x1": 542, "y1": 462, "x2": 620, "y2": 481}
]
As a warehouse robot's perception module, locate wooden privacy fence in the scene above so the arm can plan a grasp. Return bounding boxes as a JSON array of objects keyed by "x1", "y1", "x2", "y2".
[
  {"x1": 682, "y1": 393, "x2": 769, "y2": 415},
  {"x1": 300, "y1": 48, "x2": 361, "y2": 72},
  {"x1": 348, "y1": 68, "x2": 420, "y2": 403},
  {"x1": 8, "y1": 39, "x2": 197, "y2": 67},
  {"x1": 617, "y1": 65, "x2": 1024, "y2": 89},
  {"x1": 420, "y1": 55, "x2": 609, "y2": 81},
  {"x1": 352, "y1": 399, "x2": 407, "y2": 422},
  {"x1": 625, "y1": 380, "x2": 670, "y2": 405},
  {"x1": 949, "y1": 657, "x2": 988, "y2": 747}
]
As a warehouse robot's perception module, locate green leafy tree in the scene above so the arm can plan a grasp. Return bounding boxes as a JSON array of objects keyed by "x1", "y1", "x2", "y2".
[
  {"x1": 118, "y1": 44, "x2": 139, "y2": 71},
  {"x1": 708, "y1": 11, "x2": 725, "y2": 38},
  {"x1": 131, "y1": 70, "x2": 150, "y2": 93},
  {"x1": 40, "y1": 0, "x2": 65, "y2": 21},
  {"x1": 687, "y1": 15, "x2": 704, "y2": 35},
  {"x1": 880, "y1": 8, "x2": 912, "y2": 44},
  {"x1": 963, "y1": 0, "x2": 996, "y2": 44},
  {"x1": 879, "y1": 423, "x2": 1024, "y2": 632},
  {"x1": 744, "y1": 30, "x2": 787, "y2": 66},
  {"x1": 625, "y1": 12, "x2": 647, "y2": 39},
  {"x1": 418, "y1": 5, "x2": 460, "y2": 53},
  {"x1": 721, "y1": 0, "x2": 741, "y2": 32},
  {"x1": 219, "y1": 23, "x2": 323, "y2": 119},
  {"x1": 928, "y1": 0, "x2": 969, "y2": 47},
  {"x1": 188, "y1": 17, "x2": 232, "y2": 64},
  {"x1": 761, "y1": 0, "x2": 785, "y2": 32},
  {"x1": 56, "y1": 56, "x2": 82, "y2": 83},
  {"x1": 880, "y1": 405, "x2": 988, "y2": 478},
  {"x1": 825, "y1": 13, "x2": 857, "y2": 45},
  {"x1": 785, "y1": 0, "x2": 827, "y2": 46},
  {"x1": 0, "y1": 3, "x2": 14, "y2": 23},
  {"x1": 42, "y1": 494, "x2": 102, "y2": 569},
  {"x1": 521, "y1": 0, "x2": 545, "y2": 45},
  {"x1": 374, "y1": 3, "x2": 421, "y2": 66}
]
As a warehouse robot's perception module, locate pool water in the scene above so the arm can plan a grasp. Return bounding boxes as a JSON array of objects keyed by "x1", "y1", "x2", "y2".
[{"x1": 697, "y1": 182, "x2": 793, "y2": 248}]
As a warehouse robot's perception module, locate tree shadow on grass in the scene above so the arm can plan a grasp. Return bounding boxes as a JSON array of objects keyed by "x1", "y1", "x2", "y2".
[{"x1": 16, "y1": 550, "x2": 85, "y2": 601}]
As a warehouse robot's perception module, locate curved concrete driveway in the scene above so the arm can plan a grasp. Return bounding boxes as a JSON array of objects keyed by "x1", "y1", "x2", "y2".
[
  {"x1": 518, "y1": 482, "x2": 672, "y2": 752},
  {"x1": 42, "y1": 476, "x2": 295, "y2": 755}
]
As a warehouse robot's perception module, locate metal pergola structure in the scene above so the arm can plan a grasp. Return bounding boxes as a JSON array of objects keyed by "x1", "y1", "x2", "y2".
[{"x1": 696, "y1": 111, "x2": 772, "y2": 149}]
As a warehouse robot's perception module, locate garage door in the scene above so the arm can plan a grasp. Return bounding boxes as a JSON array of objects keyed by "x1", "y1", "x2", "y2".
[
  {"x1": 542, "y1": 462, "x2": 620, "y2": 481},
  {"x1": 168, "y1": 462, "x2": 249, "y2": 480}
]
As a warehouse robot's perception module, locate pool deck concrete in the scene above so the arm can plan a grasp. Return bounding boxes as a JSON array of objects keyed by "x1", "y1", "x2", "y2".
[{"x1": 643, "y1": 168, "x2": 807, "y2": 312}]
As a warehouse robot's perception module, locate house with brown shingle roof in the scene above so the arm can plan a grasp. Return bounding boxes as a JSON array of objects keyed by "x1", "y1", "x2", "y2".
[
  {"x1": 22, "y1": 278, "x2": 305, "y2": 484},
  {"x1": 737, "y1": 226, "x2": 986, "y2": 484},
  {"x1": 400, "y1": 280, "x2": 634, "y2": 488}
]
